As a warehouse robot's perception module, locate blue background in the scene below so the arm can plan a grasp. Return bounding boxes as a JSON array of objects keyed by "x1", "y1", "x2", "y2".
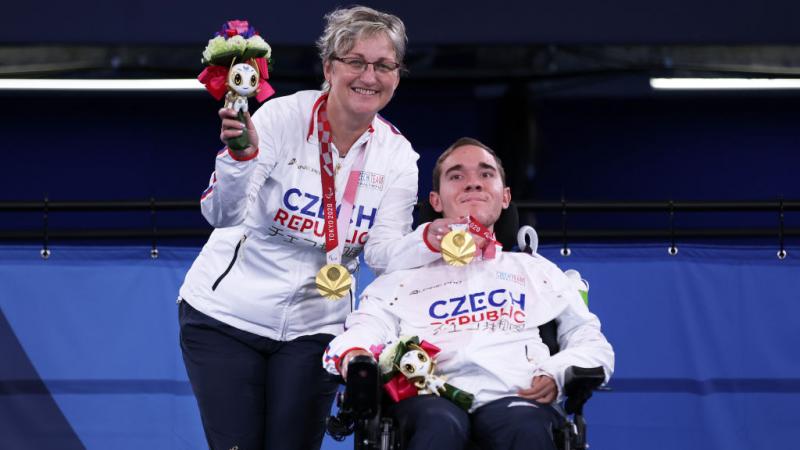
[{"x1": 1, "y1": 244, "x2": 798, "y2": 449}]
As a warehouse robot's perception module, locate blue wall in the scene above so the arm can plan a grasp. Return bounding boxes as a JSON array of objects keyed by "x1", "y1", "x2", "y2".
[{"x1": 1, "y1": 244, "x2": 798, "y2": 449}]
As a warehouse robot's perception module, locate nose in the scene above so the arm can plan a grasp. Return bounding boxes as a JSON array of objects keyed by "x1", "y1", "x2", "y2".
[
  {"x1": 464, "y1": 173, "x2": 483, "y2": 191},
  {"x1": 359, "y1": 64, "x2": 378, "y2": 83}
]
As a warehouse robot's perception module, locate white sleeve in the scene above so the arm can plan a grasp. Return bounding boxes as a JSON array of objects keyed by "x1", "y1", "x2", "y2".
[
  {"x1": 535, "y1": 286, "x2": 615, "y2": 403},
  {"x1": 364, "y1": 147, "x2": 440, "y2": 274},
  {"x1": 382, "y1": 224, "x2": 442, "y2": 273},
  {"x1": 199, "y1": 102, "x2": 284, "y2": 228},
  {"x1": 322, "y1": 277, "x2": 402, "y2": 376}
]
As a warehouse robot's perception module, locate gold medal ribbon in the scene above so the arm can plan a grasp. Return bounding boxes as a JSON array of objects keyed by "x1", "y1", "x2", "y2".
[{"x1": 314, "y1": 95, "x2": 369, "y2": 300}]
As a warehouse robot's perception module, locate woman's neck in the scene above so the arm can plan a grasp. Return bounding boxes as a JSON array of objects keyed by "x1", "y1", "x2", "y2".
[{"x1": 325, "y1": 97, "x2": 373, "y2": 157}]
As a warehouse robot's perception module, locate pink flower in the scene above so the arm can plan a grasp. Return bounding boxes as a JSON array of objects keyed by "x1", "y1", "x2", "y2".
[
  {"x1": 213, "y1": 20, "x2": 257, "y2": 39},
  {"x1": 369, "y1": 344, "x2": 385, "y2": 359}
]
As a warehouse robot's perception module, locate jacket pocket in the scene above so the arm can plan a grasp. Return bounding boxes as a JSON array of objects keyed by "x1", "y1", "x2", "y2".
[{"x1": 212, "y1": 234, "x2": 247, "y2": 291}]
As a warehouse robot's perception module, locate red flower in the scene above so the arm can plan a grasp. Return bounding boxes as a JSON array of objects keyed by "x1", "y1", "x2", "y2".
[{"x1": 214, "y1": 20, "x2": 257, "y2": 38}]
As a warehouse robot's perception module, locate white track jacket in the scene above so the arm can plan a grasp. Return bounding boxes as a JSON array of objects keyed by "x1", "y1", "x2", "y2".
[
  {"x1": 323, "y1": 251, "x2": 614, "y2": 411},
  {"x1": 179, "y1": 90, "x2": 431, "y2": 341}
]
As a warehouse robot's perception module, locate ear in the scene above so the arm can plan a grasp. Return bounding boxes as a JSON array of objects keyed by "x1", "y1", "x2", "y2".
[
  {"x1": 429, "y1": 191, "x2": 443, "y2": 213},
  {"x1": 501, "y1": 186, "x2": 511, "y2": 209},
  {"x1": 323, "y1": 60, "x2": 332, "y2": 83}
]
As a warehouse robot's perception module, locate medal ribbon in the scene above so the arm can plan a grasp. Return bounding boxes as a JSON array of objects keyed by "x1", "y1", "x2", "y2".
[
  {"x1": 317, "y1": 97, "x2": 369, "y2": 265},
  {"x1": 466, "y1": 216, "x2": 502, "y2": 259}
]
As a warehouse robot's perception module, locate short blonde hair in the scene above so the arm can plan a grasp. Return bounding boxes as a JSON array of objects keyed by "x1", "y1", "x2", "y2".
[{"x1": 317, "y1": 5, "x2": 407, "y2": 91}]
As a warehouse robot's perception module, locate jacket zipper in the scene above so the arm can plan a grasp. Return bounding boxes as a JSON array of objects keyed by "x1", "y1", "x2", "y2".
[{"x1": 212, "y1": 235, "x2": 247, "y2": 291}]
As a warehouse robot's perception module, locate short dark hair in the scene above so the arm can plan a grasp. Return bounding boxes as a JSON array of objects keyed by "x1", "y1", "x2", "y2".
[{"x1": 431, "y1": 137, "x2": 506, "y2": 192}]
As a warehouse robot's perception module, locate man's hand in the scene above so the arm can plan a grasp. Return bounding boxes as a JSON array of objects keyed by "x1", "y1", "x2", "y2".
[
  {"x1": 425, "y1": 217, "x2": 469, "y2": 251},
  {"x1": 219, "y1": 108, "x2": 259, "y2": 157},
  {"x1": 518, "y1": 374, "x2": 557, "y2": 404},
  {"x1": 339, "y1": 349, "x2": 374, "y2": 379}
]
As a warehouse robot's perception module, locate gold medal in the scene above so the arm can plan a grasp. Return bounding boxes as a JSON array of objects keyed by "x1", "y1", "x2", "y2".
[
  {"x1": 315, "y1": 263, "x2": 352, "y2": 300},
  {"x1": 440, "y1": 230, "x2": 475, "y2": 266}
]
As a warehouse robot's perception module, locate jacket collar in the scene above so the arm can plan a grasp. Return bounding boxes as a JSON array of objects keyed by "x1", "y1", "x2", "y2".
[{"x1": 306, "y1": 92, "x2": 375, "y2": 146}]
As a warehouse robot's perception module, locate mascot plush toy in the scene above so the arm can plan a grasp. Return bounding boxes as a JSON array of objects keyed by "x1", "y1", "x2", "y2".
[
  {"x1": 225, "y1": 63, "x2": 259, "y2": 115},
  {"x1": 374, "y1": 336, "x2": 475, "y2": 411},
  {"x1": 398, "y1": 347, "x2": 449, "y2": 396},
  {"x1": 198, "y1": 20, "x2": 275, "y2": 150}
]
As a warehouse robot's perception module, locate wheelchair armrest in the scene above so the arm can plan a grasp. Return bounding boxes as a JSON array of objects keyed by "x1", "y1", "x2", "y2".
[
  {"x1": 563, "y1": 366, "x2": 605, "y2": 416},
  {"x1": 342, "y1": 355, "x2": 381, "y2": 420}
]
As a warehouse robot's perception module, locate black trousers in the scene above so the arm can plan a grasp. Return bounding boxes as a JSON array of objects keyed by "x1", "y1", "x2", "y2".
[
  {"x1": 179, "y1": 300, "x2": 339, "y2": 450},
  {"x1": 389, "y1": 395, "x2": 562, "y2": 450}
]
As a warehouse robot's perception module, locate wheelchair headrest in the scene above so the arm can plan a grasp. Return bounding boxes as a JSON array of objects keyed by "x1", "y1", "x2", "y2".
[
  {"x1": 517, "y1": 225, "x2": 539, "y2": 255},
  {"x1": 416, "y1": 201, "x2": 520, "y2": 251}
]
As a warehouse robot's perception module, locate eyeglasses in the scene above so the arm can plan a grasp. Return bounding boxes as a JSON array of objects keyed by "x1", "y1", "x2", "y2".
[{"x1": 332, "y1": 56, "x2": 402, "y2": 74}]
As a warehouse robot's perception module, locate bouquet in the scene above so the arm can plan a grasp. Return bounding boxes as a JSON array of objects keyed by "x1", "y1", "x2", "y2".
[
  {"x1": 198, "y1": 20, "x2": 275, "y2": 150},
  {"x1": 372, "y1": 336, "x2": 474, "y2": 411}
]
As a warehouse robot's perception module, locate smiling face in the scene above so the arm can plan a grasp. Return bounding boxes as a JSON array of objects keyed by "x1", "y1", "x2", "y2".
[
  {"x1": 429, "y1": 145, "x2": 511, "y2": 230},
  {"x1": 323, "y1": 32, "x2": 400, "y2": 123}
]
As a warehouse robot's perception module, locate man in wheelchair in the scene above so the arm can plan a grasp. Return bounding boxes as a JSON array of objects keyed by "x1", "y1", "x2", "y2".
[{"x1": 323, "y1": 138, "x2": 614, "y2": 450}]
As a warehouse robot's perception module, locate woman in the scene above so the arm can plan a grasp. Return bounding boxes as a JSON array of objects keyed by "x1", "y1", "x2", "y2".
[{"x1": 178, "y1": 6, "x2": 442, "y2": 450}]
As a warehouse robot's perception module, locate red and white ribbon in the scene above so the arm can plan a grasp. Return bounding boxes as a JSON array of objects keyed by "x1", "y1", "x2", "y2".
[
  {"x1": 465, "y1": 215, "x2": 502, "y2": 259},
  {"x1": 316, "y1": 97, "x2": 369, "y2": 265}
]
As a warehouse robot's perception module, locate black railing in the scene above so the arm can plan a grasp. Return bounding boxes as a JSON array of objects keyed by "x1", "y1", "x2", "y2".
[
  {"x1": 1, "y1": 199, "x2": 798, "y2": 242},
  {"x1": 0, "y1": 200, "x2": 199, "y2": 212},
  {"x1": 514, "y1": 200, "x2": 800, "y2": 212}
]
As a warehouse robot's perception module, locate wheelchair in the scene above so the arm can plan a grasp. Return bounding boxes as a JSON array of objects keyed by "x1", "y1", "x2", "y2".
[
  {"x1": 327, "y1": 355, "x2": 605, "y2": 450},
  {"x1": 326, "y1": 202, "x2": 608, "y2": 450}
]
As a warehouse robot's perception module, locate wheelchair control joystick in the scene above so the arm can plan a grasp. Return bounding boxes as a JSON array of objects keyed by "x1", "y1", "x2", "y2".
[
  {"x1": 343, "y1": 355, "x2": 381, "y2": 419},
  {"x1": 326, "y1": 355, "x2": 381, "y2": 442}
]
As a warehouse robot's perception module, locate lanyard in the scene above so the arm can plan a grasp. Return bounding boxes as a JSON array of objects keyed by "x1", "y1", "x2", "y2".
[
  {"x1": 466, "y1": 216, "x2": 502, "y2": 259},
  {"x1": 317, "y1": 98, "x2": 369, "y2": 265}
]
